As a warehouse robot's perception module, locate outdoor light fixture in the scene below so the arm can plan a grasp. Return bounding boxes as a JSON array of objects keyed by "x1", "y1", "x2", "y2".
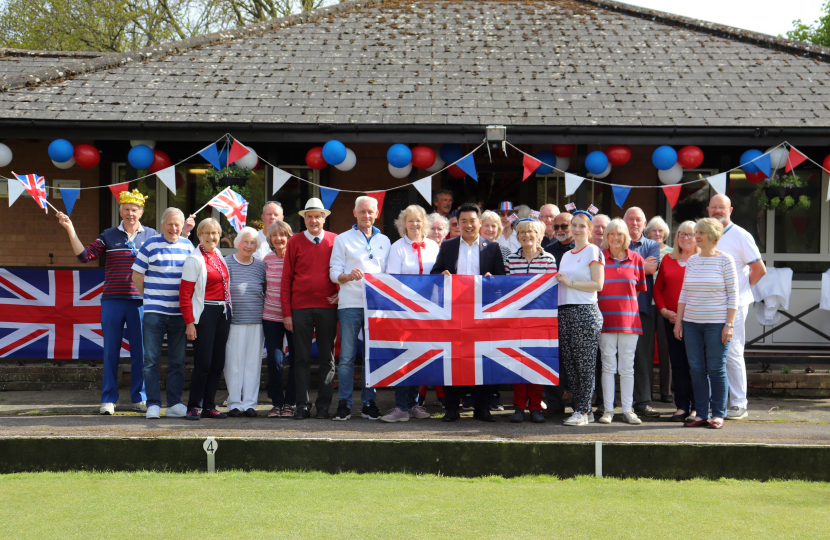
[{"x1": 485, "y1": 125, "x2": 507, "y2": 158}]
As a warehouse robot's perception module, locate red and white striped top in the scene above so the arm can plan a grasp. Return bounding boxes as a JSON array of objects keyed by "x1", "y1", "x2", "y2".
[
  {"x1": 263, "y1": 251, "x2": 286, "y2": 322},
  {"x1": 678, "y1": 252, "x2": 739, "y2": 324}
]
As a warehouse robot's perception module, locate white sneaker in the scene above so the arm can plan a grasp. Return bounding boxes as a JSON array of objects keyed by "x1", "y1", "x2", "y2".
[
  {"x1": 599, "y1": 412, "x2": 614, "y2": 424},
  {"x1": 146, "y1": 405, "x2": 161, "y2": 419},
  {"x1": 166, "y1": 403, "x2": 187, "y2": 418},
  {"x1": 133, "y1": 401, "x2": 147, "y2": 413},
  {"x1": 726, "y1": 406, "x2": 748, "y2": 420},
  {"x1": 623, "y1": 411, "x2": 642, "y2": 425},
  {"x1": 99, "y1": 402, "x2": 115, "y2": 415},
  {"x1": 563, "y1": 412, "x2": 588, "y2": 426}
]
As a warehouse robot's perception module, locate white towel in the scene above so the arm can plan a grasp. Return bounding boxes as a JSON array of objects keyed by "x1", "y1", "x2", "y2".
[
  {"x1": 751, "y1": 267, "x2": 793, "y2": 326},
  {"x1": 821, "y1": 270, "x2": 830, "y2": 311}
]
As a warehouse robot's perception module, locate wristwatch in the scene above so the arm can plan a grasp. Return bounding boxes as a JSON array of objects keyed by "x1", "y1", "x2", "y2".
[{"x1": 725, "y1": 322, "x2": 734, "y2": 328}]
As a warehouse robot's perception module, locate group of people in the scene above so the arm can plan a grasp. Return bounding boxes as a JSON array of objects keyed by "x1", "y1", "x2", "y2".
[{"x1": 54, "y1": 185, "x2": 764, "y2": 430}]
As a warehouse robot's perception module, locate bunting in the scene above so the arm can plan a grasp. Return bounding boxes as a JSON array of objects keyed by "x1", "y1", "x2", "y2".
[
  {"x1": 785, "y1": 147, "x2": 808, "y2": 173},
  {"x1": 156, "y1": 166, "x2": 176, "y2": 196},
  {"x1": 413, "y1": 176, "x2": 432, "y2": 205},
  {"x1": 320, "y1": 186, "x2": 339, "y2": 210},
  {"x1": 199, "y1": 143, "x2": 223, "y2": 171},
  {"x1": 708, "y1": 173, "x2": 727, "y2": 195},
  {"x1": 59, "y1": 188, "x2": 80, "y2": 216},
  {"x1": 108, "y1": 182, "x2": 130, "y2": 201},
  {"x1": 522, "y1": 154, "x2": 542, "y2": 182},
  {"x1": 7, "y1": 178, "x2": 25, "y2": 207},
  {"x1": 367, "y1": 191, "x2": 386, "y2": 215},
  {"x1": 226, "y1": 140, "x2": 250, "y2": 167},
  {"x1": 612, "y1": 185, "x2": 631, "y2": 209},
  {"x1": 565, "y1": 173, "x2": 584, "y2": 197},
  {"x1": 272, "y1": 167, "x2": 291, "y2": 195},
  {"x1": 456, "y1": 154, "x2": 478, "y2": 181},
  {"x1": 662, "y1": 185, "x2": 682, "y2": 209}
]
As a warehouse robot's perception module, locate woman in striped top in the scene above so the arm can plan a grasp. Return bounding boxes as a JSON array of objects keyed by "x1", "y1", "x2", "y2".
[
  {"x1": 263, "y1": 221, "x2": 296, "y2": 418},
  {"x1": 505, "y1": 218, "x2": 558, "y2": 423},
  {"x1": 674, "y1": 218, "x2": 738, "y2": 430}
]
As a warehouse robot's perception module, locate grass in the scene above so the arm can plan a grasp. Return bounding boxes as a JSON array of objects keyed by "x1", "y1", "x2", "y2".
[{"x1": 1, "y1": 472, "x2": 829, "y2": 539}]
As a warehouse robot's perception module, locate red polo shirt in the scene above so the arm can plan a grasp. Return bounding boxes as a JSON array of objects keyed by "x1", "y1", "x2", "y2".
[{"x1": 598, "y1": 248, "x2": 647, "y2": 334}]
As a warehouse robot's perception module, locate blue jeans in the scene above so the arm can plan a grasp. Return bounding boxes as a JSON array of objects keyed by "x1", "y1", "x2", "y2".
[
  {"x1": 100, "y1": 299, "x2": 145, "y2": 404},
  {"x1": 142, "y1": 312, "x2": 187, "y2": 409},
  {"x1": 395, "y1": 386, "x2": 419, "y2": 411},
  {"x1": 263, "y1": 319, "x2": 296, "y2": 407},
  {"x1": 337, "y1": 308, "x2": 374, "y2": 408},
  {"x1": 683, "y1": 321, "x2": 730, "y2": 420}
]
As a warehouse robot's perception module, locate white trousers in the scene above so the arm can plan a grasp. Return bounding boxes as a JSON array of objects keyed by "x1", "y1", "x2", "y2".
[
  {"x1": 726, "y1": 304, "x2": 749, "y2": 409},
  {"x1": 600, "y1": 332, "x2": 639, "y2": 413},
  {"x1": 224, "y1": 323, "x2": 265, "y2": 411}
]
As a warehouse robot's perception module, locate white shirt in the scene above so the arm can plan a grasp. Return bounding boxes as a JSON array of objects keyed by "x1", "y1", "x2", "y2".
[
  {"x1": 496, "y1": 229, "x2": 521, "y2": 253},
  {"x1": 118, "y1": 220, "x2": 145, "y2": 242},
  {"x1": 387, "y1": 236, "x2": 439, "y2": 275},
  {"x1": 717, "y1": 222, "x2": 763, "y2": 307},
  {"x1": 329, "y1": 225, "x2": 391, "y2": 309},
  {"x1": 558, "y1": 244, "x2": 604, "y2": 305},
  {"x1": 458, "y1": 236, "x2": 481, "y2": 276},
  {"x1": 254, "y1": 229, "x2": 270, "y2": 260},
  {"x1": 304, "y1": 229, "x2": 325, "y2": 244}
]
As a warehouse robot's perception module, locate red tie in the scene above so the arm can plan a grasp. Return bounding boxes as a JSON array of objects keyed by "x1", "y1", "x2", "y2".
[{"x1": 412, "y1": 242, "x2": 426, "y2": 274}]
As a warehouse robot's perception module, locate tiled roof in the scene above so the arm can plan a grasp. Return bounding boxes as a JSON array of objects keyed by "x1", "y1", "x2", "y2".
[{"x1": 1, "y1": 0, "x2": 830, "y2": 129}]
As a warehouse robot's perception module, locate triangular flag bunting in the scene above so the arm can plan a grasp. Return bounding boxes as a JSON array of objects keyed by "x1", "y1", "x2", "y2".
[
  {"x1": 789, "y1": 216, "x2": 811, "y2": 238},
  {"x1": 413, "y1": 176, "x2": 432, "y2": 205},
  {"x1": 320, "y1": 186, "x2": 339, "y2": 210},
  {"x1": 662, "y1": 185, "x2": 682, "y2": 209},
  {"x1": 7, "y1": 178, "x2": 25, "y2": 207},
  {"x1": 522, "y1": 154, "x2": 542, "y2": 182},
  {"x1": 272, "y1": 167, "x2": 291, "y2": 195},
  {"x1": 109, "y1": 182, "x2": 130, "y2": 201},
  {"x1": 226, "y1": 140, "x2": 250, "y2": 167},
  {"x1": 156, "y1": 166, "x2": 176, "y2": 195},
  {"x1": 612, "y1": 185, "x2": 631, "y2": 209},
  {"x1": 456, "y1": 154, "x2": 478, "y2": 181},
  {"x1": 367, "y1": 191, "x2": 386, "y2": 216},
  {"x1": 564, "y1": 173, "x2": 584, "y2": 197},
  {"x1": 785, "y1": 147, "x2": 808, "y2": 173},
  {"x1": 708, "y1": 173, "x2": 727, "y2": 195},
  {"x1": 59, "y1": 188, "x2": 80, "y2": 216},
  {"x1": 757, "y1": 153, "x2": 772, "y2": 178},
  {"x1": 199, "y1": 143, "x2": 223, "y2": 171}
]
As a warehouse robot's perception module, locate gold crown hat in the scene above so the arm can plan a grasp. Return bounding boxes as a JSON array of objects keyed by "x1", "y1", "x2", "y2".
[{"x1": 119, "y1": 188, "x2": 149, "y2": 207}]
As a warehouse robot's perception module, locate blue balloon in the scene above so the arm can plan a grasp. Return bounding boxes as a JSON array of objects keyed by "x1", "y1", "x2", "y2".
[
  {"x1": 534, "y1": 150, "x2": 557, "y2": 175},
  {"x1": 128, "y1": 145, "x2": 154, "y2": 170},
  {"x1": 387, "y1": 144, "x2": 412, "y2": 168},
  {"x1": 439, "y1": 144, "x2": 463, "y2": 165},
  {"x1": 585, "y1": 151, "x2": 609, "y2": 176},
  {"x1": 48, "y1": 139, "x2": 74, "y2": 163},
  {"x1": 322, "y1": 140, "x2": 347, "y2": 166},
  {"x1": 740, "y1": 149, "x2": 763, "y2": 174},
  {"x1": 652, "y1": 146, "x2": 678, "y2": 171}
]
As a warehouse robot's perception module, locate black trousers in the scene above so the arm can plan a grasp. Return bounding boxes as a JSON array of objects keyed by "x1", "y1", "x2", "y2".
[
  {"x1": 292, "y1": 307, "x2": 337, "y2": 411},
  {"x1": 443, "y1": 385, "x2": 488, "y2": 412},
  {"x1": 633, "y1": 312, "x2": 655, "y2": 410},
  {"x1": 187, "y1": 304, "x2": 231, "y2": 411}
]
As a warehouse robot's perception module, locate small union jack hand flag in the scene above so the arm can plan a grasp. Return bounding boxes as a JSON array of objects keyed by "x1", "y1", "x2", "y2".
[
  {"x1": 507, "y1": 213, "x2": 518, "y2": 224},
  {"x1": 529, "y1": 210, "x2": 541, "y2": 218},
  {"x1": 14, "y1": 173, "x2": 48, "y2": 213},
  {"x1": 207, "y1": 187, "x2": 249, "y2": 232},
  {"x1": 588, "y1": 204, "x2": 599, "y2": 215},
  {"x1": 564, "y1": 202, "x2": 577, "y2": 211}
]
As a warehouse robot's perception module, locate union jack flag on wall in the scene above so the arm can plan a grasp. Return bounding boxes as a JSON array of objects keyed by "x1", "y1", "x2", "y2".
[
  {"x1": 363, "y1": 274, "x2": 559, "y2": 387},
  {"x1": 207, "y1": 187, "x2": 248, "y2": 232},
  {"x1": 0, "y1": 269, "x2": 130, "y2": 359}
]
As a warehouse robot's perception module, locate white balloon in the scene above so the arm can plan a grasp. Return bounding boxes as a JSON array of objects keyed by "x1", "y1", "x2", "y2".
[
  {"x1": 766, "y1": 147, "x2": 788, "y2": 170},
  {"x1": 425, "y1": 155, "x2": 445, "y2": 173},
  {"x1": 334, "y1": 148, "x2": 356, "y2": 171},
  {"x1": 130, "y1": 140, "x2": 156, "y2": 149},
  {"x1": 555, "y1": 155, "x2": 570, "y2": 172},
  {"x1": 658, "y1": 163, "x2": 684, "y2": 185},
  {"x1": 52, "y1": 157, "x2": 75, "y2": 169},
  {"x1": 389, "y1": 162, "x2": 412, "y2": 179},
  {"x1": 236, "y1": 145, "x2": 258, "y2": 170},
  {"x1": 592, "y1": 164, "x2": 612, "y2": 179},
  {"x1": 0, "y1": 143, "x2": 12, "y2": 167}
]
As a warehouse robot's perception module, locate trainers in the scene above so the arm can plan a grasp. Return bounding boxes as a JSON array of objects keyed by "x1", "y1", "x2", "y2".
[
  {"x1": 145, "y1": 405, "x2": 161, "y2": 419},
  {"x1": 293, "y1": 407, "x2": 310, "y2": 420},
  {"x1": 201, "y1": 408, "x2": 227, "y2": 419},
  {"x1": 599, "y1": 412, "x2": 614, "y2": 424},
  {"x1": 530, "y1": 410, "x2": 545, "y2": 423},
  {"x1": 623, "y1": 411, "x2": 642, "y2": 425},
  {"x1": 563, "y1": 412, "x2": 588, "y2": 426},
  {"x1": 409, "y1": 405, "x2": 431, "y2": 419},
  {"x1": 510, "y1": 409, "x2": 525, "y2": 423},
  {"x1": 186, "y1": 408, "x2": 201, "y2": 421},
  {"x1": 489, "y1": 395, "x2": 505, "y2": 411},
  {"x1": 380, "y1": 407, "x2": 410, "y2": 423},
  {"x1": 315, "y1": 407, "x2": 329, "y2": 420},
  {"x1": 166, "y1": 403, "x2": 187, "y2": 418},
  {"x1": 726, "y1": 406, "x2": 748, "y2": 420},
  {"x1": 133, "y1": 401, "x2": 147, "y2": 413},
  {"x1": 362, "y1": 400, "x2": 380, "y2": 420},
  {"x1": 333, "y1": 400, "x2": 351, "y2": 421},
  {"x1": 99, "y1": 402, "x2": 115, "y2": 415},
  {"x1": 461, "y1": 395, "x2": 475, "y2": 410},
  {"x1": 587, "y1": 412, "x2": 595, "y2": 423}
]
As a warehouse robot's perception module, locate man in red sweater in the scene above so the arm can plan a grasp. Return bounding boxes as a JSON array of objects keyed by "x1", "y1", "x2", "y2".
[{"x1": 282, "y1": 198, "x2": 339, "y2": 419}]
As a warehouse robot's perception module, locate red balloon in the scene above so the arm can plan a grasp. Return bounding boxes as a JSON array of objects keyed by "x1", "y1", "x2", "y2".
[
  {"x1": 175, "y1": 171, "x2": 185, "y2": 189},
  {"x1": 148, "y1": 149, "x2": 172, "y2": 173},
  {"x1": 677, "y1": 146, "x2": 704, "y2": 169},
  {"x1": 73, "y1": 143, "x2": 100, "y2": 168},
  {"x1": 410, "y1": 145, "x2": 436, "y2": 169},
  {"x1": 448, "y1": 164, "x2": 467, "y2": 179},
  {"x1": 822, "y1": 154, "x2": 830, "y2": 173},
  {"x1": 305, "y1": 147, "x2": 327, "y2": 170},
  {"x1": 605, "y1": 145, "x2": 631, "y2": 166},
  {"x1": 552, "y1": 144, "x2": 576, "y2": 158},
  {"x1": 745, "y1": 171, "x2": 767, "y2": 184}
]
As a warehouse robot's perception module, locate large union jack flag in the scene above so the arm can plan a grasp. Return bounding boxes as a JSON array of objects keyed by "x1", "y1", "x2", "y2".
[
  {"x1": 13, "y1": 173, "x2": 48, "y2": 213},
  {"x1": 0, "y1": 269, "x2": 130, "y2": 359},
  {"x1": 363, "y1": 274, "x2": 558, "y2": 387},
  {"x1": 207, "y1": 187, "x2": 248, "y2": 232}
]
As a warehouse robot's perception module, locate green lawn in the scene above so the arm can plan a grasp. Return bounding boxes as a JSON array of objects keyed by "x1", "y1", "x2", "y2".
[{"x1": 2, "y1": 471, "x2": 829, "y2": 539}]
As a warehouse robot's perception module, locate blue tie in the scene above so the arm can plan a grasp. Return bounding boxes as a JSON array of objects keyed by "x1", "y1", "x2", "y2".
[{"x1": 314, "y1": 237, "x2": 320, "y2": 244}]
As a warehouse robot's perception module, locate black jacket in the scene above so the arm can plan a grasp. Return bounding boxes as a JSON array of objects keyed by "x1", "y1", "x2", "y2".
[{"x1": 430, "y1": 236, "x2": 507, "y2": 276}]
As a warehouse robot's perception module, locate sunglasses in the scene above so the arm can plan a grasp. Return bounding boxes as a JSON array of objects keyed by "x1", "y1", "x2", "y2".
[
  {"x1": 552, "y1": 224, "x2": 570, "y2": 230},
  {"x1": 126, "y1": 239, "x2": 138, "y2": 256},
  {"x1": 366, "y1": 244, "x2": 373, "y2": 260},
  {"x1": 266, "y1": 200, "x2": 282, "y2": 206}
]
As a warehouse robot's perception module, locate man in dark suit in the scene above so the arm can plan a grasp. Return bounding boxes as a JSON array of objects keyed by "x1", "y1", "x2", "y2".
[{"x1": 430, "y1": 202, "x2": 506, "y2": 422}]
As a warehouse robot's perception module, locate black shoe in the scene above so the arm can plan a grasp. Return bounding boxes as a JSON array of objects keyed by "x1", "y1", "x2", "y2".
[
  {"x1": 362, "y1": 400, "x2": 380, "y2": 420},
  {"x1": 442, "y1": 409, "x2": 460, "y2": 422},
  {"x1": 661, "y1": 394, "x2": 674, "y2": 404},
  {"x1": 530, "y1": 410, "x2": 546, "y2": 423},
  {"x1": 293, "y1": 407, "x2": 310, "y2": 420},
  {"x1": 228, "y1": 408, "x2": 243, "y2": 418},
  {"x1": 461, "y1": 395, "x2": 475, "y2": 411},
  {"x1": 489, "y1": 395, "x2": 505, "y2": 411},
  {"x1": 418, "y1": 395, "x2": 426, "y2": 407},
  {"x1": 510, "y1": 409, "x2": 525, "y2": 423},
  {"x1": 333, "y1": 399, "x2": 351, "y2": 421},
  {"x1": 315, "y1": 407, "x2": 329, "y2": 420},
  {"x1": 244, "y1": 408, "x2": 257, "y2": 418},
  {"x1": 473, "y1": 408, "x2": 496, "y2": 422},
  {"x1": 669, "y1": 412, "x2": 688, "y2": 422},
  {"x1": 635, "y1": 405, "x2": 661, "y2": 417}
]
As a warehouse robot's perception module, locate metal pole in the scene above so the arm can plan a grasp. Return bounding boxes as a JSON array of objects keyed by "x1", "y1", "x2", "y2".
[{"x1": 595, "y1": 441, "x2": 603, "y2": 478}]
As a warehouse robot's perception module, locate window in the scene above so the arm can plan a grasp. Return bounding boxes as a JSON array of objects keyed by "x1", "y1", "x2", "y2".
[
  {"x1": 667, "y1": 169, "x2": 717, "y2": 239},
  {"x1": 537, "y1": 173, "x2": 602, "y2": 209},
  {"x1": 113, "y1": 164, "x2": 157, "y2": 230},
  {"x1": 728, "y1": 171, "x2": 767, "y2": 253},
  {"x1": 773, "y1": 167, "x2": 821, "y2": 255}
]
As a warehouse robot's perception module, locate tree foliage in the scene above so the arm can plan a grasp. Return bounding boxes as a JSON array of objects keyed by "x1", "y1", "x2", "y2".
[{"x1": 785, "y1": 1, "x2": 830, "y2": 47}]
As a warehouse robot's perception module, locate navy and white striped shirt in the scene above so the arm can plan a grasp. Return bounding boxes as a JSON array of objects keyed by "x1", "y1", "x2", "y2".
[
  {"x1": 224, "y1": 254, "x2": 267, "y2": 325},
  {"x1": 131, "y1": 235, "x2": 194, "y2": 315}
]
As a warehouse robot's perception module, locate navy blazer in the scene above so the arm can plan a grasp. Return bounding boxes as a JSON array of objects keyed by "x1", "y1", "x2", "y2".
[{"x1": 430, "y1": 236, "x2": 507, "y2": 276}]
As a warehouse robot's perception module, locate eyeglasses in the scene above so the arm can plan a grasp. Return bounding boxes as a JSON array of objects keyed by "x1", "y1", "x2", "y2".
[
  {"x1": 678, "y1": 233, "x2": 694, "y2": 239},
  {"x1": 366, "y1": 244, "x2": 373, "y2": 260},
  {"x1": 126, "y1": 239, "x2": 138, "y2": 256},
  {"x1": 552, "y1": 224, "x2": 570, "y2": 230}
]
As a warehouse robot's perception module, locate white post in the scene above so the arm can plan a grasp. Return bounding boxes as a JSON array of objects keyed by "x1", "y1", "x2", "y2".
[
  {"x1": 595, "y1": 441, "x2": 603, "y2": 478},
  {"x1": 203, "y1": 437, "x2": 218, "y2": 473}
]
